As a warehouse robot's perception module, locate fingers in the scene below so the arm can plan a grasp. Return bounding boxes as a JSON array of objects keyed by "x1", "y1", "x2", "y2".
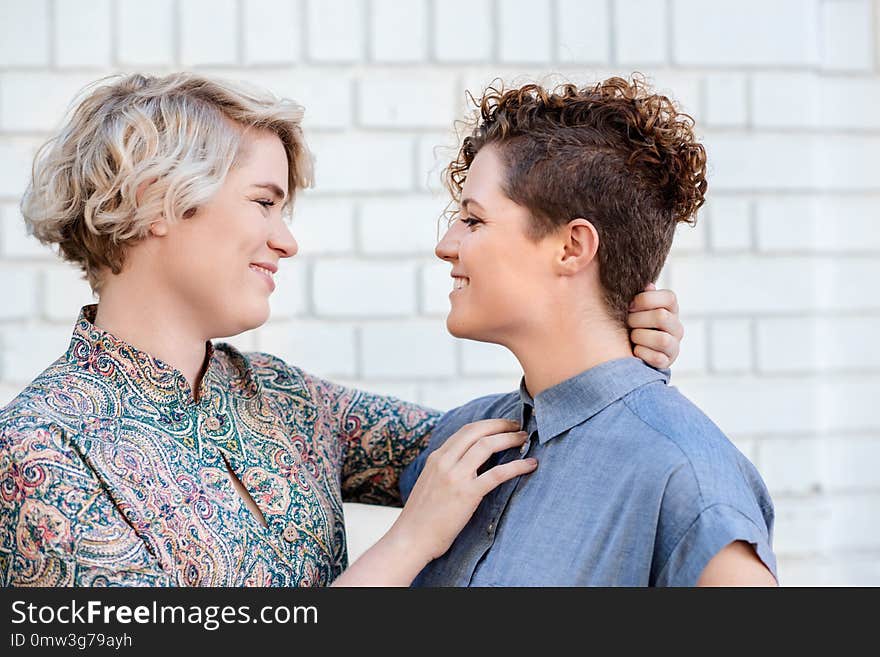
[
  {"x1": 439, "y1": 418, "x2": 521, "y2": 461},
  {"x1": 633, "y1": 344, "x2": 672, "y2": 370},
  {"x1": 630, "y1": 328, "x2": 680, "y2": 362},
  {"x1": 459, "y1": 430, "x2": 528, "y2": 474},
  {"x1": 628, "y1": 288, "x2": 679, "y2": 315},
  {"x1": 627, "y1": 308, "x2": 684, "y2": 339},
  {"x1": 475, "y1": 458, "x2": 538, "y2": 496}
]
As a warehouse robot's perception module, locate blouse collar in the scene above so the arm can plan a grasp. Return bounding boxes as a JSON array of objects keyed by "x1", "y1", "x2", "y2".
[{"x1": 65, "y1": 305, "x2": 251, "y2": 457}]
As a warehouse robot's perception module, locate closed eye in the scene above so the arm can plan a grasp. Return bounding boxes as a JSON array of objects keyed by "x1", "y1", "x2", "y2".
[{"x1": 255, "y1": 199, "x2": 275, "y2": 209}]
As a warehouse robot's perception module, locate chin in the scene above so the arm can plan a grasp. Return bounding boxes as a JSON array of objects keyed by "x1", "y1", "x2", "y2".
[
  {"x1": 445, "y1": 312, "x2": 487, "y2": 342},
  {"x1": 215, "y1": 303, "x2": 270, "y2": 339}
]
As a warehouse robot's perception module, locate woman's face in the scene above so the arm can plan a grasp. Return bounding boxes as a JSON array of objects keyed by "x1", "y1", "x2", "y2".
[
  {"x1": 153, "y1": 129, "x2": 297, "y2": 338},
  {"x1": 435, "y1": 145, "x2": 557, "y2": 345}
]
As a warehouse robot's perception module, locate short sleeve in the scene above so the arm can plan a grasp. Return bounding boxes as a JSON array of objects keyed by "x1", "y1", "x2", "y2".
[
  {"x1": 654, "y1": 503, "x2": 777, "y2": 587},
  {"x1": 305, "y1": 376, "x2": 440, "y2": 506},
  {"x1": 0, "y1": 414, "x2": 171, "y2": 587}
]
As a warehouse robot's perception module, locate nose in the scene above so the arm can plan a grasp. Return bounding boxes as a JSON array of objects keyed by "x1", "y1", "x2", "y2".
[
  {"x1": 269, "y1": 216, "x2": 298, "y2": 258},
  {"x1": 435, "y1": 220, "x2": 462, "y2": 262}
]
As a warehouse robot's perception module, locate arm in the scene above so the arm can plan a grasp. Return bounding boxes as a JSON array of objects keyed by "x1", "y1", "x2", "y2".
[
  {"x1": 332, "y1": 419, "x2": 536, "y2": 586},
  {"x1": 628, "y1": 283, "x2": 683, "y2": 370},
  {"x1": 307, "y1": 376, "x2": 439, "y2": 507},
  {"x1": 0, "y1": 415, "x2": 170, "y2": 586},
  {"x1": 697, "y1": 541, "x2": 778, "y2": 587}
]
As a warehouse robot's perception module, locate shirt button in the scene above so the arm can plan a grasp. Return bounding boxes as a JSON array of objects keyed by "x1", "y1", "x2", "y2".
[
  {"x1": 519, "y1": 441, "x2": 529, "y2": 456},
  {"x1": 282, "y1": 524, "x2": 298, "y2": 542},
  {"x1": 487, "y1": 521, "x2": 495, "y2": 534}
]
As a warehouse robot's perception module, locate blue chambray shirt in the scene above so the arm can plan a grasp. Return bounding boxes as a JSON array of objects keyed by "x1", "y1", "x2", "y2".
[{"x1": 400, "y1": 357, "x2": 777, "y2": 587}]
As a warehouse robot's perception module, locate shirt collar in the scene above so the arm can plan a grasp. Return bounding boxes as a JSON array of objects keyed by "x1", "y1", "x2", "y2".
[
  {"x1": 517, "y1": 357, "x2": 668, "y2": 444},
  {"x1": 66, "y1": 305, "x2": 251, "y2": 457}
]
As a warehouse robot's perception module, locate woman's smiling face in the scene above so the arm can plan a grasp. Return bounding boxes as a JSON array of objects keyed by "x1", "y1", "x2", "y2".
[
  {"x1": 150, "y1": 128, "x2": 298, "y2": 338},
  {"x1": 435, "y1": 145, "x2": 559, "y2": 345}
]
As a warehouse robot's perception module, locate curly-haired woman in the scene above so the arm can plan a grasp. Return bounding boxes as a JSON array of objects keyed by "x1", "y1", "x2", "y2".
[
  {"x1": 0, "y1": 73, "x2": 683, "y2": 587},
  {"x1": 401, "y1": 77, "x2": 778, "y2": 587}
]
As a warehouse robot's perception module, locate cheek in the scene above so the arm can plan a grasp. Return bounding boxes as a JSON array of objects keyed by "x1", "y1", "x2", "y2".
[{"x1": 463, "y1": 235, "x2": 537, "y2": 292}]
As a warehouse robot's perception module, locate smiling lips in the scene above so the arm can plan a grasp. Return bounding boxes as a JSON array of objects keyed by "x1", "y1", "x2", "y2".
[
  {"x1": 452, "y1": 275, "x2": 469, "y2": 291},
  {"x1": 250, "y1": 262, "x2": 277, "y2": 292}
]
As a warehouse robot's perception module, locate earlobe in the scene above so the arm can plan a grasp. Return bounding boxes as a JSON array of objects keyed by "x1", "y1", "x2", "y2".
[{"x1": 148, "y1": 218, "x2": 169, "y2": 237}]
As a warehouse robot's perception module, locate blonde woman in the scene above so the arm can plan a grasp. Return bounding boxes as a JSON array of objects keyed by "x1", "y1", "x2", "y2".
[{"x1": 0, "y1": 73, "x2": 682, "y2": 587}]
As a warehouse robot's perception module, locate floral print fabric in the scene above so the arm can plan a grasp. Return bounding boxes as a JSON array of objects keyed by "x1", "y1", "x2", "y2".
[{"x1": 0, "y1": 306, "x2": 437, "y2": 586}]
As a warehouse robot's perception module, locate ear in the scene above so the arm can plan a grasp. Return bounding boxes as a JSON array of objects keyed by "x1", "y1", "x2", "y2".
[
  {"x1": 148, "y1": 217, "x2": 169, "y2": 237},
  {"x1": 135, "y1": 178, "x2": 169, "y2": 237},
  {"x1": 556, "y1": 218, "x2": 599, "y2": 275}
]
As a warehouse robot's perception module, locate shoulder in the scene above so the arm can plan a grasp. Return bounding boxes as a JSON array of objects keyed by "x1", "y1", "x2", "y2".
[
  {"x1": 620, "y1": 381, "x2": 769, "y2": 509},
  {"x1": 615, "y1": 382, "x2": 776, "y2": 584},
  {"x1": 213, "y1": 344, "x2": 305, "y2": 384},
  {"x1": 212, "y1": 345, "x2": 316, "y2": 402},
  {"x1": 1, "y1": 402, "x2": 105, "y2": 553},
  {"x1": 0, "y1": 399, "x2": 94, "y2": 485},
  {"x1": 1, "y1": 381, "x2": 74, "y2": 438},
  {"x1": 0, "y1": 409, "x2": 163, "y2": 586}
]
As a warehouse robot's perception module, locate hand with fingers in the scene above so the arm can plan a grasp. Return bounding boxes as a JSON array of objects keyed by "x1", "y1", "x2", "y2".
[
  {"x1": 390, "y1": 418, "x2": 537, "y2": 562},
  {"x1": 331, "y1": 418, "x2": 537, "y2": 586},
  {"x1": 627, "y1": 283, "x2": 684, "y2": 370}
]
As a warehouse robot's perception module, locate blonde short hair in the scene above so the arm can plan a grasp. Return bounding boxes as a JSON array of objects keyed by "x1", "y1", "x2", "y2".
[{"x1": 21, "y1": 72, "x2": 314, "y2": 292}]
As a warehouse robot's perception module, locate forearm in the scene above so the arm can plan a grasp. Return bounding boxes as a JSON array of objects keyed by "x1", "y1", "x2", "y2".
[{"x1": 331, "y1": 526, "x2": 430, "y2": 587}]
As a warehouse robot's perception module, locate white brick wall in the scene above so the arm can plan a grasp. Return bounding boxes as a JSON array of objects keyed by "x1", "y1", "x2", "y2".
[
  {"x1": 672, "y1": 0, "x2": 819, "y2": 66},
  {"x1": 180, "y1": 0, "x2": 238, "y2": 67},
  {"x1": 370, "y1": 0, "x2": 427, "y2": 63},
  {"x1": 0, "y1": 1, "x2": 50, "y2": 67},
  {"x1": 55, "y1": 0, "x2": 112, "y2": 69},
  {"x1": 820, "y1": 0, "x2": 874, "y2": 71},
  {"x1": 756, "y1": 198, "x2": 880, "y2": 253},
  {"x1": 357, "y1": 72, "x2": 456, "y2": 128},
  {"x1": 313, "y1": 260, "x2": 416, "y2": 317},
  {"x1": 557, "y1": 0, "x2": 610, "y2": 63},
  {"x1": 308, "y1": 134, "x2": 413, "y2": 192},
  {"x1": 292, "y1": 197, "x2": 356, "y2": 254},
  {"x1": 42, "y1": 265, "x2": 94, "y2": 322},
  {"x1": 704, "y1": 73, "x2": 748, "y2": 127},
  {"x1": 117, "y1": 0, "x2": 175, "y2": 67},
  {"x1": 1, "y1": 0, "x2": 877, "y2": 585},
  {"x1": 361, "y1": 321, "x2": 456, "y2": 378},
  {"x1": 0, "y1": 73, "x2": 99, "y2": 132},
  {"x1": 243, "y1": 0, "x2": 300, "y2": 65},
  {"x1": 0, "y1": 204, "x2": 52, "y2": 259},
  {"x1": 615, "y1": 0, "x2": 668, "y2": 65},
  {"x1": 498, "y1": 0, "x2": 552, "y2": 64},
  {"x1": 305, "y1": 0, "x2": 364, "y2": 62},
  {"x1": 433, "y1": 0, "x2": 492, "y2": 62},
  {"x1": 359, "y1": 197, "x2": 445, "y2": 254}
]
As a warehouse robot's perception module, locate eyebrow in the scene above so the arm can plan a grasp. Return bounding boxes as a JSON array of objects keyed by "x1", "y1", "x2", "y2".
[
  {"x1": 461, "y1": 197, "x2": 485, "y2": 212},
  {"x1": 252, "y1": 183, "x2": 288, "y2": 202}
]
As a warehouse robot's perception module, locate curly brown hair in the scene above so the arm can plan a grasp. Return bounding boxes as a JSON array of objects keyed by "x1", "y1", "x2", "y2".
[{"x1": 445, "y1": 74, "x2": 707, "y2": 323}]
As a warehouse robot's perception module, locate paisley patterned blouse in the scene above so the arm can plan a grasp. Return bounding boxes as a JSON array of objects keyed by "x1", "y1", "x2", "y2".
[{"x1": 0, "y1": 306, "x2": 438, "y2": 587}]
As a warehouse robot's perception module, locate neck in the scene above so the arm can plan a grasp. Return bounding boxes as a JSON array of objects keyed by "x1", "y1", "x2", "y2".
[
  {"x1": 506, "y1": 306, "x2": 634, "y2": 399},
  {"x1": 93, "y1": 276, "x2": 210, "y2": 395}
]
